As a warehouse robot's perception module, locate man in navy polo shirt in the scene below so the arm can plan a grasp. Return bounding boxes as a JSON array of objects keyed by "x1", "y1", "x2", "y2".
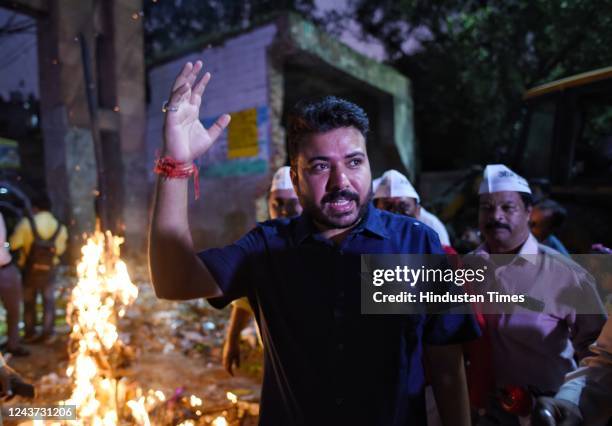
[{"x1": 149, "y1": 61, "x2": 480, "y2": 425}]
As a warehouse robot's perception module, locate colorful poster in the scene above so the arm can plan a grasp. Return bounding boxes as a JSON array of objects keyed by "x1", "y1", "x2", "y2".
[
  {"x1": 199, "y1": 106, "x2": 269, "y2": 178},
  {"x1": 227, "y1": 108, "x2": 258, "y2": 159}
]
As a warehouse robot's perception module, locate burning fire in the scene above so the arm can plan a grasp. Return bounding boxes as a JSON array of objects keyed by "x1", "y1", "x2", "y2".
[
  {"x1": 63, "y1": 228, "x2": 138, "y2": 424},
  {"x1": 59, "y1": 228, "x2": 239, "y2": 425}
]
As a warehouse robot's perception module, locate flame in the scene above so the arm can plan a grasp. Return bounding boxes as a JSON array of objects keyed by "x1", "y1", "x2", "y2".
[
  {"x1": 190, "y1": 394, "x2": 203, "y2": 407},
  {"x1": 63, "y1": 229, "x2": 139, "y2": 425},
  {"x1": 211, "y1": 417, "x2": 228, "y2": 426},
  {"x1": 226, "y1": 392, "x2": 238, "y2": 404},
  {"x1": 59, "y1": 227, "x2": 227, "y2": 425},
  {"x1": 126, "y1": 396, "x2": 150, "y2": 426}
]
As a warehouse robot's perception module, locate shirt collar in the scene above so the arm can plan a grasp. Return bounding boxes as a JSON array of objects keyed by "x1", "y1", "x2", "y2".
[
  {"x1": 293, "y1": 202, "x2": 389, "y2": 245},
  {"x1": 474, "y1": 233, "x2": 540, "y2": 265}
]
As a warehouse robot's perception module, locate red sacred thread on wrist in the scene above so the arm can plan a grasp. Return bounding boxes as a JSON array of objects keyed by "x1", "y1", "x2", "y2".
[{"x1": 154, "y1": 156, "x2": 200, "y2": 199}]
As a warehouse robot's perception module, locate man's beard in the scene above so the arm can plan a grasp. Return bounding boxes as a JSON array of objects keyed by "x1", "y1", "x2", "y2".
[{"x1": 302, "y1": 188, "x2": 373, "y2": 230}]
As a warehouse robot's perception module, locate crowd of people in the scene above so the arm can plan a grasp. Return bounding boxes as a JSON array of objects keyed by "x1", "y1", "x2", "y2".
[
  {"x1": 217, "y1": 162, "x2": 611, "y2": 426},
  {"x1": 149, "y1": 60, "x2": 611, "y2": 426},
  {"x1": 0, "y1": 192, "x2": 66, "y2": 397}
]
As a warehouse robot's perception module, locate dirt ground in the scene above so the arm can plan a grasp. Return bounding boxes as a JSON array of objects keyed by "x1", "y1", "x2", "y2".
[{"x1": 1, "y1": 264, "x2": 263, "y2": 425}]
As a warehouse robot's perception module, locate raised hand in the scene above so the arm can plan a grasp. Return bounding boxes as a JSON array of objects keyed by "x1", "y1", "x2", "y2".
[{"x1": 163, "y1": 61, "x2": 231, "y2": 163}]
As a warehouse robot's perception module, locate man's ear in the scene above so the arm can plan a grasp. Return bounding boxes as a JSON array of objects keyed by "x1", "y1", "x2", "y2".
[{"x1": 416, "y1": 204, "x2": 421, "y2": 219}]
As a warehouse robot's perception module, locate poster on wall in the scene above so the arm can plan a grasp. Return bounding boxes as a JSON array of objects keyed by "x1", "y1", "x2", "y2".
[{"x1": 199, "y1": 105, "x2": 269, "y2": 178}]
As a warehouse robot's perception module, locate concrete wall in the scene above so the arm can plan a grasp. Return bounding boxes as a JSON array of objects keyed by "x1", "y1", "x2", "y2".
[{"x1": 147, "y1": 23, "x2": 278, "y2": 249}]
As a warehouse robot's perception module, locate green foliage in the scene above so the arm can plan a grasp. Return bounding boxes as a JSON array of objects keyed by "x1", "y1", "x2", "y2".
[
  {"x1": 342, "y1": 0, "x2": 612, "y2": 170},
  {"x1": 144, "y1": 0, "x2": 318, "y2": 60}
]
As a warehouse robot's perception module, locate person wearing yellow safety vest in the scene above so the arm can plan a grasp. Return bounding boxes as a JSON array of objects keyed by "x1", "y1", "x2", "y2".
[{"x1": 9, "y1": 193, "x2": 67, "y2": 344}]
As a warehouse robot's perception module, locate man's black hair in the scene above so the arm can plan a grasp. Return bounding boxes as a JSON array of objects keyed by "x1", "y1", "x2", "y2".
[
  {"x1": 519, "y1": 192, "x2": 533, "y2": 210},
  {"x1": 534, "y1": 198, "x2": 567, "y2": 229},
  {"x1": 31, "y1": 192, "x2": 51, "y2": 211},
  {"x1": 286, "y1": 96, "x2": 369, "y2": 167}
]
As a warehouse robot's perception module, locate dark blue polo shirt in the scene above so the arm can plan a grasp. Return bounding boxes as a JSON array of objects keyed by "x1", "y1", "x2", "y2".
[{"x1": 199, "y1": 203, "x2": 479, "y2": 426}]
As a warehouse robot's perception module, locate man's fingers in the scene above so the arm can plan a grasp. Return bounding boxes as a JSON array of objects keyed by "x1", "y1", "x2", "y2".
[
  {"x1": 207, "y1": 114, "x2": 231, "y2": 141},
  {"x1": 185, "y1": 60, "x2": 203, "y2": 87},
  {"x1": 172, "y1": 62, "x2": 193, "y2": 91},
  {"x1": 168, "y1": 83, "x2": 191, "y2": 107},
  {"x1": 191, "y1": 72, "x2": 211, "y2": 104}
]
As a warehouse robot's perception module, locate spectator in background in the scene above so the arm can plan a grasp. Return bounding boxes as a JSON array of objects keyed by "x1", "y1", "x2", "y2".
[
  {"x1": 0, "y1": 212, "x2": 28, "y2": 356},
  {"x1": 373, "y1": 169, "x2": 453, "y2": 250},
  {"x1": 473, "y1": 164, "x2": 607, "y2": 425},
  {"x1": 530, "y1": 198, "x2": 570, "y2": 256},
  {"x1": 9, "y1": 193, "x2": 67, "y2": 344}
]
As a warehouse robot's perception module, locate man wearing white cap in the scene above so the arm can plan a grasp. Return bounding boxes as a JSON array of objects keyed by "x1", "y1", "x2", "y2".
[
  {"x1": 373, "y1": 169, "x2": 452, "y2": 247},
  {"x1": 222, "y1": 166, "x2": 302, "y2": 375},
  {"x1": 472, "y1": 164, "x2": 607, "y2": 425}
]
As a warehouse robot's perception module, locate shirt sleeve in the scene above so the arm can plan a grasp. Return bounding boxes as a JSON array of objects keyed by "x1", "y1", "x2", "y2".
[
  {"x1": 198, "y1": 226, "x2": 265, "y2": 309},
  {"x1": 9, "y1": 217, "x2": 31, "y2": 268},
  {"x1": 423, "y1": 313, "x2": 481, "y2": 345},
  {"x1": 9, "y1": 217, "x2": 28, "y2": 251},
  {"x1": 568, "y1": 270, "x2": 607, "y2": 361},
  {"x1": 55, "y1": 224, "x2": 68, "y2": 257}
]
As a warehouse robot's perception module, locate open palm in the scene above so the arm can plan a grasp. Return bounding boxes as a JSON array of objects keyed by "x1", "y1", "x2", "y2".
[{"x1": 163, "y1": 61, "x2": 230, "y2": 163}]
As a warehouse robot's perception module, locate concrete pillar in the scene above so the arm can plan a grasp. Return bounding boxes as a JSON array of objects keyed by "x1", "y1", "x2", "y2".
[
  {"x1": 29, "y1": 0, "x2": 146, "y2": 261},
  {"x1": 112, "y1": 0, "x2": 147, "y2": 256},
  {"x1": 37, "y1": 0, "x2": 98, "y2": 261}
]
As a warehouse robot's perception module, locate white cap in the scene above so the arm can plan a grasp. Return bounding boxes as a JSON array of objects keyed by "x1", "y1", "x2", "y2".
[
  {"x1": 478, "y1": 164, "x2": 531, "y2": 195},
  {"x1": 372, "y1": 177, "x2": 382, "y2": 193},
  {"x1": 373, "y1": 169, "x2": 420, "y2": 202},
  {"x1": 270, "y1": 166, "x2": 295, "y2": 193}
]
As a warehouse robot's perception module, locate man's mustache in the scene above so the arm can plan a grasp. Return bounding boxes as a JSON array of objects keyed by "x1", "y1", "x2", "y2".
[
  {"x1": 322, "y1": 189, "x2": 359, "y2": 204},
  {"x1": 485, "y1": 221, "x2": 511, "y2": 231}
]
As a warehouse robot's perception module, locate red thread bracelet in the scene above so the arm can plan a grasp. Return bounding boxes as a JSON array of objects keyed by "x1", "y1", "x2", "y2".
[{"x1": 154, "y1": 156, "x2": 200, "y2": 200}]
